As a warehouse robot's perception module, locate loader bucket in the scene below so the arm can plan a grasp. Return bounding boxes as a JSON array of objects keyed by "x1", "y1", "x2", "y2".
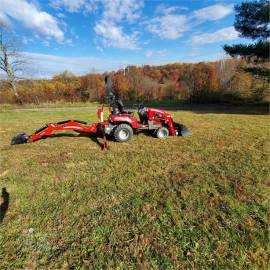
[
  {"x1": 11, "y1": 132, "x2": 29, "y2": 145},
  {"x1": 174, "y1": 123, "x2": 192, "y2": 137}
]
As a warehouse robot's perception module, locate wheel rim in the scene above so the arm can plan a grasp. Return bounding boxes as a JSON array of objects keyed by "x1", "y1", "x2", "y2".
[
  {"x1": 158, "y1": 129, "x2": 168, "y2": 138},
  {"x1": 119, "y1": 129, "x2": 129, "y2": 140}
]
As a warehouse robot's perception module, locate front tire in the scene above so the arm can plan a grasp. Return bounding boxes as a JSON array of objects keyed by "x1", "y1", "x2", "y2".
[
  {"x1": 155, "y1": 127, "x2": 169, "y2": 139},
  {"x1": 114, "y1": 124, "x2": 133, "y2": 142}
]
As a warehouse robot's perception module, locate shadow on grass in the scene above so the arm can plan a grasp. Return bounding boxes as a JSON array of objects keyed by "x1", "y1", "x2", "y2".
[
  {"x1": 40, "y1": 133, "x2": 105, "y2": 149},
  {"x1": 0, "y1": 188, "x2": 9, "y2": 224},
  {"x1": 155, "y1": 104, "x2": 269, "y2": 115}
]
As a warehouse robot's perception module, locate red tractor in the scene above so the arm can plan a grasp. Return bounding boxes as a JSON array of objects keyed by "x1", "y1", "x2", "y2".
[
  {"x1": 11, "y1": 104, "x2": 190, "y2": 147},
  {"x1": 105, "y1": 104, "x2": 190, "y2": 142},
  {"x1": 11, "y1": 76, "x2": 191, "y2": 148}
]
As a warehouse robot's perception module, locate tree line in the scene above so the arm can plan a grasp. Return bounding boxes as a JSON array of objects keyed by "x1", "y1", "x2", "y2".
[
  {"x1": 0, "y1": 0, "x2": 269, "y2": 105},
  {"x1": 0, "y1": 59, "x2": 269, "y2": 104}
]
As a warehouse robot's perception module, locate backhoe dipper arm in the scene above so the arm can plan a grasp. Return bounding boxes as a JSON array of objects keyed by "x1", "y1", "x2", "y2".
[{"x1": 29, "y1": 120, "x2": 99, "y2": 142}]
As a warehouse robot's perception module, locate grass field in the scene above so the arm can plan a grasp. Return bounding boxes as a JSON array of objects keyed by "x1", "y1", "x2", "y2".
[
  {"x1": 0, "y1": 106, "x2": 269, "y2": 269},
  {"x1": 0, "y1": 102, "x2": 101, "y2": 111},
  {"x1": 0, "y1": 100, "x2": 187, "y2": 111}
]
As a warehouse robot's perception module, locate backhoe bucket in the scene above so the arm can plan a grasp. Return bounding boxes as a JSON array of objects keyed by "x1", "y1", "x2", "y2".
[
  {"x1": 11, "y1": 132, "x2": 29, "y2": 145},
  {"x1": 174, "y1": 123, "x2": 192, "y2": 137}
]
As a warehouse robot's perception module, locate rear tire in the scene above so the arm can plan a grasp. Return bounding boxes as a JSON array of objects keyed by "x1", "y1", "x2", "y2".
[
  {"x1": 114, "y1": 124, "x2": 133, "y2": 142},
  {"x1": 155, "y1": 127, "x2": 169, "y2": 139}
]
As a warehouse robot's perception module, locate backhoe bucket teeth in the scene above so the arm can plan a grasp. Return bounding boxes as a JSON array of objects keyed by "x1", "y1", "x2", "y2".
[
  {"x1": 180, "y1": 126, "x2": 192, "y2": 136},
  {"x1": 11, "y1": 132, "x2": 29, "y2": 145}
]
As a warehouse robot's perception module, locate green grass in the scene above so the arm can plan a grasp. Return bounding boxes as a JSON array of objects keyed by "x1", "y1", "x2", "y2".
[
  {"x1": 0, "y1": 101, "x2": 184, "y2": 111},
  {"x1": 0, "y1": 106, "x2": 269, "y2": 269},
  {"x1": 126, "y1": 100, "x2": 187, "y2": 107},
  {"x1": 0, "y1": 100, "x2": 187, "y2": 111},
  {"x1": 1, "y1": 100, "x2": 268, "y2": 111},
  {"x1": 0, "y1": 102, "x2": 101, "y2": 111}
]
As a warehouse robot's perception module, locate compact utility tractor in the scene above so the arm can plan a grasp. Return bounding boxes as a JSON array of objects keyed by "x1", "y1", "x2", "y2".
[{"x1": 11, "y1": 76, "x2": 191, "y2": 149}]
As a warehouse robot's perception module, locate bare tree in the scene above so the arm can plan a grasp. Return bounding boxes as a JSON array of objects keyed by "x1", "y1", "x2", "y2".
[{"x1": 0, "y1": 30, "x2": 26, "y2": 101}]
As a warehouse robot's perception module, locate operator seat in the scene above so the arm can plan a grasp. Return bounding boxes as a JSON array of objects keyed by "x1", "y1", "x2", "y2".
[
  {"x1": 112, "y1": 98, "x2": 133, "y2": 115},
  {"x1": 138, "y1": 106, "x2": 148, "y2": 124}
]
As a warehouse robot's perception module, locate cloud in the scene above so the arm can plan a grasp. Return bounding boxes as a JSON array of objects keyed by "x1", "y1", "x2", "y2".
[
  {"x1": 193, "y1": 4, "x2": 234, "y2": 21},
  {"x1": 144, "y1": 3, "x2": 234, "y2": 40},
  {"x1": 145, "y1": 14, "x2": 189, "y2": 39},
  {"x1": 155, "y1": 4, "x2": 188, "y2": 15},
  {"x1": 94, "y1": 0, "x2": 143, "y2": 49},
  {"x1": 64, "y1": 39, "x2": 73, "y2": 45},
  {"x1": 56, "y1": 12, "x2": 67, "y2": 19},
  {"x1": 94, "y1": 20, "x2": 138, "y2": 49},
  {"x1": 21, "y1": 36, "x2": 34, "y2": 45},
  {"x1": 145, "y1": 49, "x2": 167, "y2": 58},
  {"x1": 21, "y1": 52, "x2": 129, "y2": 78},
  {"x1": 51, "y1": 0, "x2": 98, "y2": 13},
  {"x1": 50, "y1": 0, "x2": 143, "y2": 49},
  {"x1": 145, "y1": 3, "x2": 189, "y2": 40},
  {"x1": 145, "y1": 50, "x2": 153, "y2": 57},
  {"x1": 0, "y1": 11, "x2": 11, "y2": 27},
  {"x1": 0, "y1": 0, "x2": 64, "y2": 42},
  {"x1": 192, "y1": 26, "x2": 239, "y2": 44},
  {"x1": 143, "y1": 39, "x2": 151, "y2": 45},
  {"x1": 102, "y1": 0, "x2": 143, "y2": 23},
  {"x1": 96, "y1": 45, "x2": 104, "y2": 54},
  {"x1": 51, "y1": 0, "x2": 143, "y2": 20}
]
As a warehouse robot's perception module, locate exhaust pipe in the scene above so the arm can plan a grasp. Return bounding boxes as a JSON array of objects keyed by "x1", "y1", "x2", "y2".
[{"x1": 11, "y1": 133, "x2": 29, "y2": 145}]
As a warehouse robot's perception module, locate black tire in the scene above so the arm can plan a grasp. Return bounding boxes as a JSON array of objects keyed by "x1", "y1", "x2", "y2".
[
  {"x1": 155, "y1": 127, "x2": 169, "y2": 139},
  {"x1": 114, "y1": 124, "x2": 133, "y2": 142}
]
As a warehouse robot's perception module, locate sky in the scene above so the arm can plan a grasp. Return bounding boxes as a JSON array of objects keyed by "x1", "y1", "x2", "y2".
[{"x1": 0, "y1": 0, "x2": 245, "y2": 78}]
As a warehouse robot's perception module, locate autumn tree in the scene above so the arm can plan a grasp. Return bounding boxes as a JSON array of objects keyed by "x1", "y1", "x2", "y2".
[
  {"x1": 53, "y1": 70, "x2": 76, "y2": 82},
  {"x1": 208, "y1": 64, "x2": 219, "y2": 91},
  {"x1": 0, "y1": 60, "x2": 267, "y2": 105},
  {"x1": 81, "y1": 73, "x2": 104, "y2": 101},
  {"x1": 126, "y1": 66, "x2": 144, "y2": 101},
  {"x1": 112, "y1": 72, "x2": 130, "y2": 100},
  {"x1": 0, "y1": 30, "x2": 26, "y2": 102}
]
